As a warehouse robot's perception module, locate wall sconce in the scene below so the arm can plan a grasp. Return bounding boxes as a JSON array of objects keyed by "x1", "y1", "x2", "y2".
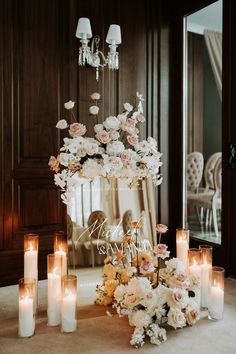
[{"x1": 75, "y1": 17, "x2": 122, "y2": 81}]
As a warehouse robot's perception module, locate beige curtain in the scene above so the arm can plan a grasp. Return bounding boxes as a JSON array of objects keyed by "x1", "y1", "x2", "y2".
[
  {"x1": 141, "y1": 179, "x2": 156, "y2": 246},
  {"x1": 204, "y1": 30, "x2": 222, "y2": 100}
]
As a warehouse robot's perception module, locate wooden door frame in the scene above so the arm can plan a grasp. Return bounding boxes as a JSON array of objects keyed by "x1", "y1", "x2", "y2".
[{"x1": 168, "y1": 0, "x2": 233, "y2": 274}]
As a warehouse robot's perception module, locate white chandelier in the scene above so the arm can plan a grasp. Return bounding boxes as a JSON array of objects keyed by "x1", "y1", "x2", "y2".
[{"x1": 75, "y1": 17, "x2": 122, "y2": 81}]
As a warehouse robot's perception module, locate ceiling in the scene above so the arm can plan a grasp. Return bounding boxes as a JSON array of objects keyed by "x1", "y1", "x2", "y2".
[{"x1": 187, "y1": 0, "x2": 222, "y2": 34}]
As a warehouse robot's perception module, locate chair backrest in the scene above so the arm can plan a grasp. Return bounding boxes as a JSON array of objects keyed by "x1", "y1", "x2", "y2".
[
  {"x1": 204, "y1": 152, "x2": 222, "y2": 190},
  {"x1": 122, "y1": 209, "x2": 133, "y2": 234},
  {"x1": 187, "y1": 152, "x2": 204, "y2": 192},
  {"x1": 213, "y1": 156, "x2": 222, "y2": 197},
  {"x1": 87, "y1": 210, "x2": 107, "y2": 239}
]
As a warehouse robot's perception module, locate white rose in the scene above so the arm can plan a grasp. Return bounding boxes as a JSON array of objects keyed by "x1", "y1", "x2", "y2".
[
  {"x1": 167, "y1": 308, "x2": 186, "y2": 329},
  {"x1": 103, "y1": 116, "x2": 120, "y2": 130},
  {"x1": 110, "y1": 157, "x2": 123, "y2": 171},
  {"x1": 82, "y1": 159, "x2": 105, "y2": 178},
  {"x1": 123, "y1": 102, "x2": 133, "y2": 112},
  {"x1": 117, "y1": 113, "x2": 127, "y2": 124},
  {"x1": 64, "y1": 100, "x2": 75, "y2": 110},
  {"x1": 155, "y1": 284, "x2": 170, "y2": 306},
  {"x1": 106, "y1": 141, "x2": 125, "y2": 156},
  {"x1": 89, "y1": 105, "x2": 99, "y2": 115},
  {"x1": 56, "y1": 119, "x2": 68, "y2": 129},
  {"x1": 94, "y1": 124, "x2": 104, "y2": 133},
  {"x1": 110, "y1": 130, "x2": 120, "y2": 140},
  {"x1": 86, "y1": 142, "x2": 99, "y2": 156},
  {"x1": 166, "y1": 288, "x2": 189, "y2": 309},
  {"x1": 90, "y1": 92, "x2": 101, "y2": 100}
]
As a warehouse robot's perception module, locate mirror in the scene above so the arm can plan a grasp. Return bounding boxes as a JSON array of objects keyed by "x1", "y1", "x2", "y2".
[
  {"x1": 184, "y1": 0, "x2": 222, "y2": 244},
  {"x1": 67, "y1": 177, "x2": 157, "y2": 268}
]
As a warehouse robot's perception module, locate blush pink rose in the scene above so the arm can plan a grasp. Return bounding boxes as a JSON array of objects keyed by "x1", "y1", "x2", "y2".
[
  {"x1": 69, "y1": 123, "x2": 86, "y2": 137},
  {"x1": 125, "y1": 125, "x2": 139, "y2": 135},
  {"x1": 126, "y1": 118, "x2": 137, "y2": 127},
  {"x1": 96, "y1": 130, "x2": 111, "y2": 144},
  {"x1": 156, "y1": 224, "x2": 168, "y2": 234},
  {"x1": 127, "y1": 135, "x2": 139, "y2": 146},
  {"x1": 153, "y1": 244, "x2": 170, "y2": 259},
  {"x1": 186, "y1": 307, "x2": 200, "y2": 325},
  {"x1": 48, "y1": 156, "x2": 60, "y2": 173},
  {"x1": 120, "y1": 151, "x2": 130, "y2": 165}
]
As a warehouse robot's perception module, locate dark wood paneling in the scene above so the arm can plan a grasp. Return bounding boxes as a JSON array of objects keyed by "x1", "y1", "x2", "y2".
[
  {"x1": 0, "y1": 0, "x2": 170, "y2": 285},
  {"x1": 0, "y1": 0, "x2": 67, "y2": 286}
]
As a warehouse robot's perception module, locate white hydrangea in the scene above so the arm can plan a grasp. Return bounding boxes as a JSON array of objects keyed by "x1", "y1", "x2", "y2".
[{"x1": 129, "y1": 310, "x2": 152, "y2": 328}]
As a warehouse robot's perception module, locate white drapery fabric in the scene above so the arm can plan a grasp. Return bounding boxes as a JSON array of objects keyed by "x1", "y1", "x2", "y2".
[{"x1": 204, "y1": 30, "x2": 222, "y2": 100}]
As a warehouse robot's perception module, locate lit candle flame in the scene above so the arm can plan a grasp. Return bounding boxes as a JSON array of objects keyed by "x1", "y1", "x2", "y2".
[
  {"x1": 53, "y1": 266, "x2": 59, "y2": 275},
  {"x1": 64, "y1": 287, "x2": 74, "y2": 299},
  {"x1": 29, "y1": 243, "x2": 34, "y2": 251},
  {"x1": 24, "y1": 287, "x2": 30, "y2": 300}
]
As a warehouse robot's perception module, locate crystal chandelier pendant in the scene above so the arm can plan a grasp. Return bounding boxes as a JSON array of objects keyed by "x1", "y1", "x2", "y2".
[
  {"x1": 107, "y1": 52, "x2": 119, "y2": 70},
  {"x1": 76, "y1": 18, "x2": 121, "y2": 81}
]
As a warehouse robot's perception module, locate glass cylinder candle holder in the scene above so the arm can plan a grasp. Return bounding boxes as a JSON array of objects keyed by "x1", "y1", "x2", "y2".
[
  {"x1": 208, "y1": 267, "x2": 225, "y2": 320},
  {"x1": 24, "y1": 233, "x2": 39, "y2": 312},
  {"x1": 47, "y1": 253, "x2": 63, "y2": 326},
  {"x1": 53, "y1": 231, "x2": 68, "y2": 276},
  {"x1": 188, "y1": 248, "x2": 202, "y2": 308},
  {"x1": 61, "y1": 275, "x2": 77, "y2": 333},
  {"x1": 18, "y1": 278, "x2": 36, "y2": 338},
  {"x1": 24, "y1": 234, "x2": 39, "y2": 280},
  {"x1": 176, "y1": 228, "x2": 189, "y2": 269},
  {"x1": 199, "y1": 245, "x2": 212, "y2": 309}
]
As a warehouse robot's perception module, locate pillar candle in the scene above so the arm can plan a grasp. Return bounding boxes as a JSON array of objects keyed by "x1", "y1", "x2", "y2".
[
  {"x1": 24, "y1": 248, "x2": 38, "y2": 280},
  {"x1": 199, "y1": 245, "x2": 212, "y2": 309},
  {"x1": 47, "y1": 269, "x2": 61, "y2": 326},
  {"x1": 55, "y1": 247, "x2": 67, "y2": 276},
  {"x1": 201, "y1": 262, "x2": 211, "y2": 308},
  {"x1": 176, "y1": 229, "x2": 189, "y2": 269},
  {"x1": 209, "y1": 286, "x2": 224, "y2": 320},
  {"x1": 19, "y1": 295, "x2": 35, "y2": 337},
  {"x1": 208, "y1": 267, "x2": 225, "y2": 320},
  {"x1": 18, "y1": 278, "x2": 36, "y2": 338},
  {"x1": 61, "y1": 290, "x2": 77, "y2": 333}
]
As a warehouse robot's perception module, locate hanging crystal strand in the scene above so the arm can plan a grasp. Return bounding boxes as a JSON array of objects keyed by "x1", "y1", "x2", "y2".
[
  {"x1": 115, "y1": 53, "x2": 119, "y2": 69},
  {"x1": 96, "y1": 67, "x2": 99, "y2": 81}
]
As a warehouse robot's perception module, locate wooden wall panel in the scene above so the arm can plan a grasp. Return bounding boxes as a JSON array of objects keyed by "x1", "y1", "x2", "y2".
[
  {"x1": 0, "y1": 0, "x2": 170, "y2": 285},
  {"x1": 0, "y1": 0, "x2": 67, "y2": 286}
]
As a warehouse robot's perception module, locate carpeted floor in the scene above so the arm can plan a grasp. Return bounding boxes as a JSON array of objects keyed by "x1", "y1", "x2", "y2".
[{"x1": 1, "y1": 268, "x2": 236, "y2": 354}]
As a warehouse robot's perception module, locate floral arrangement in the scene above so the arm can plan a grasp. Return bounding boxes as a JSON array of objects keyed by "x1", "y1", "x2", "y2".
[
  {"x1": 95, "y1": 224, "x2": 200, "y2": 348},
  {"x1": 48, "y1": 92, "x2": 162, "y2": 203}
]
